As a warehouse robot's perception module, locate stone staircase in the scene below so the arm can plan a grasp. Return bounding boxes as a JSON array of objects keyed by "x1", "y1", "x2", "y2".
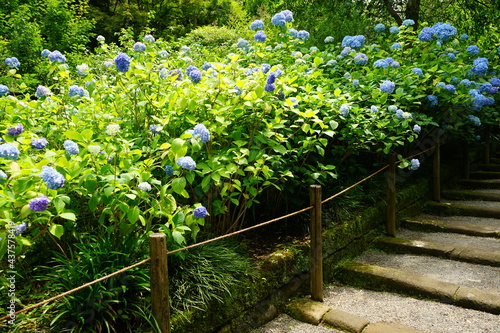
[{"x1": 253, "y1": 153, "x2": 500, "y2": 332}]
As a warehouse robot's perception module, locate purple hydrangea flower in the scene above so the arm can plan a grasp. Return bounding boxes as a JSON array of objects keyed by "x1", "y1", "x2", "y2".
[
  {"x1": 176, "y1": 156, "x2": 196, "y2": 170},
  {"x1": 41, "y1": 166, "x2": 65, "y2": 189},
  {"x1": 7, "y1": 124, "x2": 23, "y2": 136},
  {"x1": 31, "y1": 138, "x2": 48, "y2": 149},
  {"x1": 193, "y1": 206, "x2": 208, "y2": 218},
  {"x1": 114, "y1": 52, "x2": 131, "y2": 73},
  {"x1": 63, "y1": 140, "x2": 79, "y2": 155},
  {"x1": 29, "y1": 195, "x2": 50, "y2": 211},
  {"x1": 14, "y1": 222, "x2": 27, "y2": 235},
  {"x1": 380, "y1": 80, "x2": 395, "y2": 93}
]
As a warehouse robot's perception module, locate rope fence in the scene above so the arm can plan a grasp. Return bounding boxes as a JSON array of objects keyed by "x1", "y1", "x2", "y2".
[{"x1": 1, "y1": 142, "x2": 444, "y2": 325}]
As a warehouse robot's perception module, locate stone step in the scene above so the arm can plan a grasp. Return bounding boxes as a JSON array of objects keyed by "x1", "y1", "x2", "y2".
[
  {"x1": 336, "y1": 253, "x2": 500, "y2": 314},
  {"x1": 475, "y1": 163, "x2": 500, "y2": 172},
  {"x1": 468, "y1": 171, "x2": 500, "y2": 179},
  {"x1": 424, "y1": 200, "x2": 500, "y2": 219},
  {"x1": 375, "y1": 235, "x2": 500, "y2": 266},
  {"x1": 443, "y1": 189, "x2": 500, "y2": 201},
  {"x1": 456, "y1": 178, "x2": 500, "y2": 189},
  {"x1": 402, "y1": 216, "x2": 500, "y2": 238}
]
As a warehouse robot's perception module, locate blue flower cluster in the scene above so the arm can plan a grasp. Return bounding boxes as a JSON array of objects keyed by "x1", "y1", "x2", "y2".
[
  {"x1": 374, "y1": 24, "x2": 385, "y2": 32},
  {"x1": 14, "y1": 222, "x2": 27, "y2": 236},
  {"x1": 31, "y1": 138, "x2": 48, "y2": 149},
  {"x1": 389, "y1": 26, "x2": 400, "y2": 34},
  {"x1": 165, "y1": 165, "x2": 175, "y2": 176},
  {"x1": 237, "y1": 38, "x2": 249, "y2": 51},
  {"x1": 138, "y1": 182, "x2": 152, "y2": 192},
  {"x1": 48, "y1": 51, "x2": 66, "y2": 63},
  {"x1": 297, "y1": 30, "x2": 309, "y2": 40},
  {"x1": 403, "y1": 19, "x2": 415, "y2": 26},
  {"x1": 63, "y1": 140, "x2": 79, "y2": 155},
  {"x1": 41, "y1": 49, "x2": 50, "y2": 57},
  {"x1": 150, "y1": 124, "x2": 162, "y2": 134},
  {"x1": 432, "y1": 22, "x2": 457, "y2": 41},
  {"x1": 373, "y1": 59, "x2": 389, "y2": 68},
  {"x1": 413, "y1": 124, "x2": 421, "y2": 133},
  {"x1": 466, "y1": 45, "x2": 480, "y2": 55},
  {"x1": 265, "y1": 71, "x2": 277, "y2": 92},
  {"x1": 391, "y1": 61, "x2": 401, "y2": 68},
  {"x1": 0, "y1": 84, "x2": 8, "y2": 96},
  {"x1": 177, "y1": 156, "x2": 196, "y2": 170},
  {"x1": 447, "y1": 53, "x2": 456, "y2": 61},
  {"x1": 410, "y1": 159, "x2": 420, "y2": 170},
  {"x1": 427, "y1": 95, "x2": 438, "y2": 107},
  {"x1": 114, "y1": 52, "x2": 131, "y2": 73},
  {"x1": 444, "y1": 84, "x2": 456, "y2": 93},
  {"x1": 143, "y1": 34, "x2": 155, "y2": 43},
  {"x1": 271, "y1": 10, "x2": 293, "y2": 27},
  {"x1": 76, "y1": 63, "x2": 90, "y2": 76},
  {"x1": 469, "y1": 89, "x2": 494, "y2": 110},
  {"x1": 192, "y1": 124, "x2": 210, "y2": 143},
  {"x1": 341, "y1": 35, "x2": 366, "y2": 48},
  {"x1": 412, "y1": 68, "x2": 423, "y2": 77},
  {"x1": 187, "y1": 65, "x2": 202, "y2": 83},
  {"x1": 479, "y1": 83, "x2": 498, "y2": 95},
  {"x1": 29, "y1": 195, "x2": 50, "y2": 211},
  {"x1": 193, "y1": 206, "x2": 208, "y2": 218},
  {"x1": 0, "y1": 143, "x2": 19, "y2": 160},
  {"x1": 68, "y1": 85, "x2": 85, "y2": 97},
  {"x1": 158, "y1": 50, "x2": 169, "y2": 58},
  {"x1": 471, "y1": 58, "x2": 488, "y2": 76},
  {"x1": 254, "y1": 30, "x2": 266, "y2": 42},
  {"x1": 35, "y1": 85, "x2": 51, "y2": 98},
  {"x1": 41, "y1": 166, "x2": 65, "y2": 189},
  {"x1": 460, "y1": 34, "x2": 469, "y2": 40},
  {"x1": 0, "y1": 170, "x2": 6, "y2": 182},
  {"x1": 391, "y1": 42, "x2": 402, "y2": 49},
  {"x1": 491, "y1": 77, "x2": 500, "y2": 87},
  {"x1": 133, "y1": 42, "x2": 146, "y2": 52},
  {"x1": 7, "y1": 124, "x2": 24, "y2": 136},
  {"x1": 5, "y1": 57, "x2": 20, "y2": 68},
  {"x1": 250, "y1": 20, "x2": 264, "y2": 31},
  {"x1": 339, "y1": 104, "x2": 350, "y2": 117},
  {"x1": 460, "y1": 79, "x2": 474, "y2": 87},
  {"x1": 380, "y1": 80, "x2": 395, "y2": 93},
  {"x1": 468, "y1": 115, "x2": 481, "y2": 126},
  {"x1": 324, "y1": 36, "x2": 334, "y2": 43},
  {"x1": 354, "y1": 53, "x2": 368, "y2": 65},
  {"x1": 418, "y1": 27, "x2": 434, "y2": 41}
]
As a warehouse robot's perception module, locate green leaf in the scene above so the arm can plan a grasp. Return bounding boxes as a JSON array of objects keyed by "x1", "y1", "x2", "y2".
[
  {"x1": 171, "y1": 138, "x2": 187, "y2": 158},
  {"x1": 88, "y1": 145, "x2": 101, "y2": 154},
  {"x1": 81, "y1": 129, "x2": 94, "y2": 142},
  {"x1": 172, "y1": 177, "x2": 186, "y2": 195},
  {"x1": 127, "y1": 206, "x2": 140, "y2": 223},
  {"x1": 272, "y1": 145, "x2": 287, "y2": 154},
  {"x1": 172, "y1": 230, "x2": 185, "y2": 245},
  {"x1": 49, "y1": 224, "x2": 64, "y2": 239},
  {"x1": 59, "y1": 213, "x2": 76, "y2": 221},
  {"x1": 64, "y1": 131, "x2": 83, "y2": 142}
]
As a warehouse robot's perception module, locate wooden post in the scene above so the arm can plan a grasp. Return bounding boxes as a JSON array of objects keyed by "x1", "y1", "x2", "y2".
[
  {"x1": 149, "y1": 233, "x2": 170, "y2": 333},
  {"x1": 386, "y1": 153, "x2": 396, "y2": 237},
  {"x1": 484, "y1": 126, "x2": 490, "y2": 165},
  {"x1": 310, "y1": 185, "x2": 323, "y2": 302},
  {"x1": 433, "y1": 138, "x2": 441, "y2": 202},
  {"x1": 463, "y1": 142, "x2": 470, "y2": 180}
]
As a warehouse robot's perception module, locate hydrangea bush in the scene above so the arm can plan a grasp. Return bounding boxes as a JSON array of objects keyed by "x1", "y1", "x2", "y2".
[{"x1": 0, "y1": 11, "x2": 499, "y2": 272}]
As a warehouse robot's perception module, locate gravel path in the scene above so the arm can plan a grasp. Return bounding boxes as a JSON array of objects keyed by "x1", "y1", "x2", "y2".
[{"x1": 250, "y1": 313, "x2": 341, "y2": 333}]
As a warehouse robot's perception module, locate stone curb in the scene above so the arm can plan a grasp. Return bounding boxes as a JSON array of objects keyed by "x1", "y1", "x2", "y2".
[
  {"x1": 457, "y1": 179, "x2": 500, "y2": 190},
  {"x1": 425, "y1": 201, "x2": 500, "y2": 219},
  {"x1": 467, "y1": 171, "x2": 500, "y2": 180},
  {"x1": 287, "y1": 298, "x2": 426, "y2": 333},
  {"x1": 337, "y1": 262, "x2": 500, "y2": 314},
  {"x1": 403, "y1": 217, "x2": 500, "y2": 238},
  {"x1": 376, "y1": 236, "x2": 500, "y2": 267},
  {"x1": 443, "y1": 189, "x2": 500, "y2": 202}
]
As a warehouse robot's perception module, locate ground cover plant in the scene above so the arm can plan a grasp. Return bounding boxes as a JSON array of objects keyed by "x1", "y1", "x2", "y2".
[{"x1": 1, "y1": 8, "x2": 499, "y2": 331}]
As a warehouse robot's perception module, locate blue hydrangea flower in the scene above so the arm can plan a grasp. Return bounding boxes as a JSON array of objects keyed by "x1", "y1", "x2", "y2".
[
  {"x1": 29, "y1": 195, "x2": 50, "y2": 211},
  {"x1": 466, "y1": 45, "x2": 480, "y2": 55},
  {"x1": 0, "y1": 170, "x2": 6, "y2": 182},
  {"x1": 165, "y1": 165, "x2": 175, "y2": 176},
  {"x1": 177, "y1": 156, "x2": 196, "y2": 170},
  {"x1": 413, "y1": 124, "x2": 421, "y2": 133},
  {"x1": 280, "y1": 10, "x2": 293, "y2": 22},
  {"x1": 181, "y1": 45, "x2": 191, "y2": 53},
  {"x1": 0, "y1": 143, "x2": 20, "y2": 160},
  {"x1": 410, "y1": 159, "x2": 420, "y2": 170},
  {"x1": 250, "y1": 20, "x2": 264, "y2": 30},
  {"x1": 63, "y1": 140, "x2": 79, "y2": 155},
  {"x1": 460, "y1": 79, "x2": 474, "y2": 87},
  {"x1": 447, "y1": 53, "x2": 456, "y2": 61},
  {"x1": 7, "y1": 124, "x2": 23, "y2": 136},
  {"x1": 391, "y1": 61, "x2": 401, "y2": 68},
  {"x1": 468, "y1": 115, "x2": 481, "y2": 126},
  {"x1": 391, "y1": 42, "x2": 402, "y2": 49},
  {"x1": 158, "y1": 50, "x2": 169, "y2": 58},
  {"x1": 471, "y1": 57, "x2": 488, "y2": 76},
  {"x1": 479, "y1": 83, "x2": 498, "y2": 95},
  {"x1": 389, "y1": 26, "x2": 400, "y2": 34},
  {"x1": 0, "y1": 84, "x2": 9, "y2": 96},
  {"x1": 143, "y1": 34, "x2": 155, "y2": 43},
  {"x1": 310, "y1": 46, "x2": 319, "y2": 53},
  {"x1": 266, "y1": 72, "x2": 277, "y2": 84},
  {"x1": 261, "y1": 63, "x2": 271, "y2": 73},
  {"x1": 133, "y1": 42, "x2": 146, "y2": 52},
  {"x1": 41, "y1": 166, "x2": 65, "y2": 189},
  {"x1": 41, "y1": 49, "x2": 51, "y2": 57},
  {"x1": 380, "y1": 80, "x2": 395, "y2": 93},
  {"x1": 433, "y1": 22, "x2": 457, "y2": 41},
  {"x1": 193, "y1": 206, "x2": 208, "y2": 218},
  {"x1": 48, "y1": 50, "x2": 66, "y2": 63},
  {"x1": 254, "y1": 30, "x2": 266, "y2": 42},
  {"x1": 150, "y1": 124, "x2": 162, "y2": 134},
  {"x1": 76, "y1": 63, "x2": 89, "y2": 76},
  {"x1": 340, "y1": 47, "x2": 353, "y2": 57},
  {"x1": 103, "y1": 60, "x2": 113, "y2": 67},
  {"x1": 14, "y1": 222, "x2": 27, "y2": 236},
  {"x1": 271, "y1": 12, "x2": 286, "y2": 27},
  {"x1": 188, "y1": 68, "x2": 202, "y2": 83},
  {"x1": 339, "y1": 104, "x2": 350, "y2": 117},
  {"x1": 5, "y1": 57, "x2": 20, "y2": 68},
  {"x1": 374, "y1": 24, "x2": 385, "y2": 32},
  {"x1": 353, "y1": 79, "x2": 359, "y2": 87},
  {"x1": 297, "y1": 30, "x2": 310, "y2": 40},
  {"x1": 370, "y1": 105, "x2": 379, "y2": 113},
  {"x1": 427, "y1": 94, "x2": 438, "y2": 107},
  {"x1": 388, "y1": 105, "x2": 398, "y2": 112},
  {"x1": 476, "y1": 135, "x2": 481, "y2": 141},
  {"x1": 418, "y1": 27, "x2": 435, "y2": 41},
  {"x1": 354, "y1": 53, "x2": 368, "y2": 65},
  {"x1": 264, "y1": 83, "x2": 276, "y2": 92},
  {"x1": 342, "y1": 35, "x2": 365, "y2": 48},
  {"x1": 114, "y1": 52, "x2": 131, "y2": 73},
  {"x1": 68, "y1": 85, "x2": 85, "y2": 97},
  {"x1": 373, "y1": 59, "x2": 389, "y2": 68},
  {"x1": 138, "y1": 181, "x2": 152, "y2": 192},
  {"x1": 31, "y1": 138, "x2": 48, "y2": 149},
  {"x1": 444, "y1": 84, "x2": 456, "y2": 93},
  {"x1": 435, "y1": 82, "x2": 446, "y2": 89},
  {"x1": 35, "y1": 85, "x2": 51, "y2": 98},
  {"x1": 324, "y1": 36, "x2": 334, "y2": 43},
  {"x1": 402, "y1": 19, "x2": 415, "y2": 26},
  {"x1": 412, "y1": 68, "x2": 423, "y2": 77},
  {"x1": 193, "y1": 124, "x2": 210, "y2": 143},
  {"x1": 234, "y1": 86, "x2": 242, "y2": 95},
  {"x1": 236, "y1": 38, "x2": 249, "y2": 50},
  {"x1": 490, "y1": 77, "x2": 500, "y2": 87},
  {"x1": 96, "y1": 35, "x2": 105, "y2": 43},
  {"x1": 460, "y1": 34, "x2": 469, "y2": 40}
]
